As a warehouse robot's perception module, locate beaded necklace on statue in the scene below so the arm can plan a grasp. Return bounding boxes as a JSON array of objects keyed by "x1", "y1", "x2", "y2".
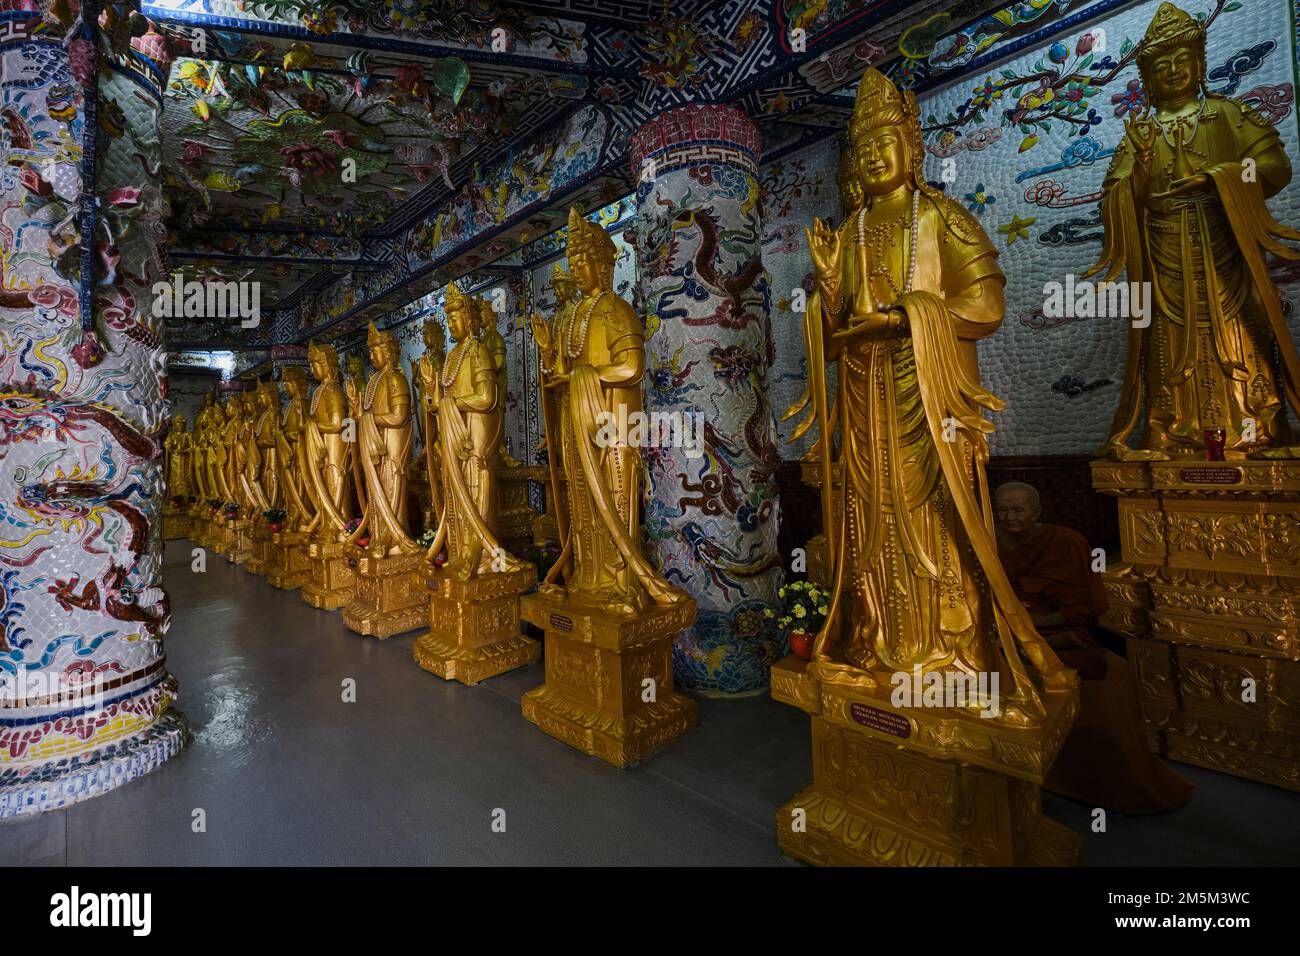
[
  {"x1": 1154, "y1": 94, "x2": 1206, "y2": 154},
  {"x1": 441, "y1": 338, "x2": 473, "y2": 389},
  {"x1": 309, "y1": 384, "x2": 323, "y2": 417},
  {"x1": 255, "y1": 409, "x2": 271, "y2": 436},
  {"x1": 363, "y1": 367, "x2": 389, "y2": 411},
  {"x1": 855, "y1": 189, "x2": 921, "y2": 299},
  {"x1": 568, "y1": 291, "x2": 608, "y2": 360}
]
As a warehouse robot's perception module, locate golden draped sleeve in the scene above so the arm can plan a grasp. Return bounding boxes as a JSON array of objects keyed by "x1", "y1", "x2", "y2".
[{"x1": 568, "y1": 363, "x2": 686, "y2": 606}]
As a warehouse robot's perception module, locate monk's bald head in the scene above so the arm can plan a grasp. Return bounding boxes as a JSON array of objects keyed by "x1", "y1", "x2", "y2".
[{"x1": 994, "y1": 482, "x2": 1042, "y2": 536}]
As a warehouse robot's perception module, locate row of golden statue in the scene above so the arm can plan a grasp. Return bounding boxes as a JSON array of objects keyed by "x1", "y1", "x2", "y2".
[
  {"x1": 164, "y1": 206, "x2": 699, "y2": 772},
  {"x1": 160, "y1": 4, "x2": 1299, "y2": 866}
]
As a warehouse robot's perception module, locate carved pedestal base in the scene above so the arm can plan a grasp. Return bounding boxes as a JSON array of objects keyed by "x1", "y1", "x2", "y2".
[
  {"x1": 1093, "y1": 459, "x2": 1300, "y2": 792},
  {"x1": 188, "y1": 509, "x2": 211, "y2": 548},
  {"x1": 498, "y1": 465, "x2": 541, "y2": 553},
  {"x1": 266, "y1": 531, "x2": 311, "y2": 590},
  {"x1": 342, "y1": 551, "x2": 427, "y2": 638},
  {"x1": 163, "y1": 504, "x2": 190, "y2": 540},
  {"x1": 413, "y1": 564, "x2": 539, "y2": 685},
  {"x1": 301, "y1": 540, "x2": 358, "y2": 610},
  {"x1": 520, "y1": 589, "x2": 697, "y2": 768},
  {"x1": 244, "y1": 524, "x2": 273, "y2": 575},
  {"x1": 772, "y1": 658, "x2": 1078, "y2": 867},
  {"x1": 223, "y1": 518, "x2": 252, "y2": 564}
]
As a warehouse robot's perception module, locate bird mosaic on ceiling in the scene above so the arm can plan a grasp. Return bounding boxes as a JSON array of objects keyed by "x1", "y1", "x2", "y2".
[{"x1": 158, "y1": 22, "x2": 567, "y2": 236}]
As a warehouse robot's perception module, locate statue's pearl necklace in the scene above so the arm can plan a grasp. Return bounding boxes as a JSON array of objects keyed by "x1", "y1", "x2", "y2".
[
  {"x1": 441, "y1": 338, "x2": 472, "y2": 388},
  {"x1": 855, "y1": 188, "x2": 920, "y2": 299},
  {"x1": 363, "y1": 367, "x2": 389, "y2": 411},
  {"x1": 568, "y1": 290, "x2": 608, "y2": 359},
  {"x1": 309, "y1": 384, "x2": 323, "y2": 416}
]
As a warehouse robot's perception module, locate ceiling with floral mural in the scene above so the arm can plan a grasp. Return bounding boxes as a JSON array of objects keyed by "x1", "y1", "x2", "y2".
[{"x1": 147, "y1": 0, "x2": 1077, "y2": 354}]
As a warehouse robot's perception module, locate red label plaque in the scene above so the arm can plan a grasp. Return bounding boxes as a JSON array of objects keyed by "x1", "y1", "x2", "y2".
[
  {"x1": 849, "y1": 703, "x2": 911, "y2": 738},
  {"x1": 1178, "y1": 467, "x2": 1243, "y2": 485}
]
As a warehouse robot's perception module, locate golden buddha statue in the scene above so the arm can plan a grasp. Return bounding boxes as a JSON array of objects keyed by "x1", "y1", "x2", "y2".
[
  {"x1": 345, "y1": 323, "x2": 417, "y2": 558},
  {"x1": 342, "y1": 323, "x2": 426, "y2": 637},
  {"x1": 277, "y1": 368, "x2": 310, "y2": 531},
  {"x1": 532, "y1": 206, "x2": 687, "y2": 615},
  {"x1": 163, "y1": 415, "x2": 193, "y2": 539},
  {"x1": 1088, "y1": 2, "x2": 1300, "y2": 459},
  {"x1": 773, "y1": 67, "x2": 1078, "y2": 866},
  {"x1": 192, "y1": 394, "x2": 216, "y2": 502},
  {"x1": 266, "y1": 367, "x2": 314, "y2": 590},
  {"x1": 300, "y1": 340, "x2": 359, "y2": 609},
  {"x1": 423, "y1": 282, "x2": 521, "y2": 577},
  {"x1": 416, "y1": 316, "x2": 446, "y2": 523},
  {"x1": 344, "y1": 351, "x2": 369, "y2": 520},
  {"x1": 414, "y1": 284, "x2": 539, "y2": 683},
  {"x1": 477, "y1": 295, "x2": 522, "y2": 467},
  {"x1": 247, "y1": 379, "x2": 282, "y2": 515},
  {"x1": 837, "y1": 141, "x2": 864, "y2": 219},
  {"x1": 221, "y1": 391, "x2": 248, "y2": 509},
  {"x1": 521, "y1": 206, "x2": 696, "y2": 767},
  {"x1": 303, "y1": 340, "x2": 353, "y2": 540},
  {"x1": 164, "y1": 416, "x2": 192, "y2": 500}
]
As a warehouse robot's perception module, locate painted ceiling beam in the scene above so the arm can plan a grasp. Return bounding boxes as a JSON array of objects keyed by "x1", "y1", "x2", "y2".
[{"x1": 141, "y1": 5, "x2": 616, "y2": 78}]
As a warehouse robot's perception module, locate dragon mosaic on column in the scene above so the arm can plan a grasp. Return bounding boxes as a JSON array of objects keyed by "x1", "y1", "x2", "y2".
[{"x1": 0, "y1": 2, "x2": 187, "y2": 816}]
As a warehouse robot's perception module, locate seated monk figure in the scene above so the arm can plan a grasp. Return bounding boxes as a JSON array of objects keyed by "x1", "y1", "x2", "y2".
[{"x1": 995, "y1": 482, "x2": 1194, "y2": 814}]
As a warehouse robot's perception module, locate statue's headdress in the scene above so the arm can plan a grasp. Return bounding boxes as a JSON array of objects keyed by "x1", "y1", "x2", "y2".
[
  {"x1": 1138, "y1": 2, "x2": 1205, "y2": 64},
  {"x1": 552, "y1": 262, "x2": 574, "y2": 285},
  {"x1": 367, "y1": 320, "x2": 396, "y2": 351},
  {"x1": 847, "y1": 67, "x2": 937, "y2": 203},
  {"x1": 444, "y1": 280, "x2": 470, "y2": 315},
  {"x1": 566, "y1": 206, "x2": 615, "y2": 264},
  {"x1": 282, "y1": 365, "x2": 307, "y2": 389}
]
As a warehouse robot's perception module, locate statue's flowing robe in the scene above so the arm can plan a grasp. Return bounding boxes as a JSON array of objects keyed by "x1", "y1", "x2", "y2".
[
  {"x1": 1090, "y1": 95, "x2": 1300, "y2": 455},
  {"x1": 351, "y1": 367, "x2": 417, "y2": 556},
  {"x1": 302, "y1": 381, "x2": 352, "y2": 540}
]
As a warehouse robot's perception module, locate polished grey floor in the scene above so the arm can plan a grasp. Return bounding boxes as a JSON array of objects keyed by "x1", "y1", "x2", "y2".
[{"x1": 2, "y1": 540, "x2": 1297, "y2": 866}]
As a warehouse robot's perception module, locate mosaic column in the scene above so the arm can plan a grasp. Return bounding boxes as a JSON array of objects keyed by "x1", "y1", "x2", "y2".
[
  {"x1": 0, "y1": 9, "x2": 187, "y2": 816},
  {"x1": 630, "y1": 105, "x2": 784, "y2": 696}
]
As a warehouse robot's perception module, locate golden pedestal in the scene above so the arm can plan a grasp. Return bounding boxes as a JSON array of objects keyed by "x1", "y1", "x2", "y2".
[
  {"x1": 301, "y1": 539, "x2": 358, "y2": 610},
  {"x1": 413, "y1": 564, "x2": 540, "y2": 685},
  {"x1": 498, "y1": 465, "x2": 542, "y2": 553},
  {"x1": 265, "y1": 530, "x2": 312, "y2": 590},
  {"x1": 520, "y1": 589, "x2": 698, "y2": 767},
  {"x1": 1093, "y1": 459, "x2": 1300, "y2": 791},
  {"x1": 772, "y1": 658, "x2": 1079, "y2": 866},
  {"x1": 223, "y1": 517, "x2": 252, "y2": 564},
  {"x1": 244, "y1": 523, "x2": 272, "y2": 575},
  {"x1": 341, "y1": 551, "x2": 427, "y2": 638},
  {"x1": 531, "y1": 469, "x2": 565, "y2": 545},
  {"x1": 163, "y1": 503, "x2": 191, "y2": 540}
]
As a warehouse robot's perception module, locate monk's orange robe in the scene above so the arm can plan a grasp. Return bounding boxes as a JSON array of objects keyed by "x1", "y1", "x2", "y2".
[{"x1": 1000, "y1": 524, "x2": 1194, "y2": 814}]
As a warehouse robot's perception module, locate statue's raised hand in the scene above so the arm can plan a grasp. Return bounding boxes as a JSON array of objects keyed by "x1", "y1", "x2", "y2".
[
  {"x1": 529, "y1": 310, "x2": 552, "y2": 353},
  {"x1": 1123, "y1": 111, "x2": 1156, "y2": 171},
  {"x1": 806, "y1": 218, "x2": 840, "y2": 287}
]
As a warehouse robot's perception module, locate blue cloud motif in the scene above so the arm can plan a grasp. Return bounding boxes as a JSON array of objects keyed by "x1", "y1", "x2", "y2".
[{"x1": 1209, "y1": 41, "x2": 1276, "y2": 95}]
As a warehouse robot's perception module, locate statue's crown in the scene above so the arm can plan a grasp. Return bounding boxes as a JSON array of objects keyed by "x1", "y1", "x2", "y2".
[
  {"x1": 567, "y1": 206, "x2": 615, "y2": 263},
  {"x1": 1139, "y1": 2, "x2": 1204, "y2": 59},
  {"x1": 552, "y1": 262, "x2": 573, "y2": 284},
  {"x1": 445, "y1": 280, "x2": 469, "y2": 313},
  {"x1": 307, "y1": 338, "x2": 338, "y2": 365},
  {"x1": 283, "y1": 365, "x2": 307, "y2": 385},
  {"x1": 850, "y1": 68, "x2": 919, "y2": 139},
  {"x1": 367, "y1": 320, "x2": 395, "y2": 350}
]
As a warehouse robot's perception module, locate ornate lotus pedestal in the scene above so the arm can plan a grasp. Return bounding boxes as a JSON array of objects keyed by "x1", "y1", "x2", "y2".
[
  {"x1": 244, "y1": 524, "x2": 274, "y2": 575},
  {"x1": 1092, "y1": 459, "x2": 1300, "y2": 792},
  {"x1": 520, "y1": 590, "x2": 698, "y2": 767},
  {"x1": 414, "y1": 564, "x2": 540, "y2": 685},
  {"x1": 266, "y1": 531, "x2": 312, "y2": 590},
  {"x1": 223, "y1": 517, "x2": 252, "y2": 565},
  {"x1": 341, "y1": 551, "x2": 427, "y2": 638},
  {"x1": 772, "y1": 658, "x2": 1079, "y2": 866},
  {"x1": 301, "y1": 540, "x2": 358, "y2": 610}
]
